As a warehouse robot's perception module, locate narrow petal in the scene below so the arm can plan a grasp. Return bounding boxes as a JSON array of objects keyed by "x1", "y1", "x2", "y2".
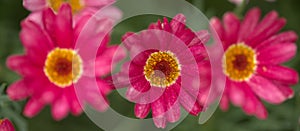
[
  {"x1": 53, "y1": 4, "x2": 74, "y2": 48},
  {"x1": 170, "y1": 14, "x2": 186, "y2": 34},
  {"x1": 250, "y1": 18, "x2": 286, "y2": 47},
  {"x1": 223, "y1": 12, "x2": 240, "y2": 45},
  {"x1": 242, "y1": 86, "x2": 268, "y2": 119},
  {"x1": 247, "y1": 75, "x2": 286, "y2": 104},
  {"x1": 134, "y1": 104, "x2": 150, "y2": 119},
  {"x1": 7, "y1": 80, "x2": 29, "y2": 101},
  {"x1": 151, "y1": 96, "x2": 167, "y2": 128},
  {"x1": 23, "y1": 98, "x2": 45, "y2": 118},
  {"x1": 257, "y1": 65, "x2": 298, "y2": 85},
  {"x1": 6, "y1": 55, "x2": 43, "y2": 76},
  {"x1": 228, "y1": 82, "x2": 246, "y2": 107},
  {"x1": 164, "y1": 86, "x2": 180, "y2": 123},
  {"x1": 23, "y1": 0, "x2": 47, "y2": 11},
  {"x1": 210, "y1": 17, "x2": 225, "y2": 42},
  {"x1": 51, "y1": 95, "x2": 70, "y2": 121},
  {"x1": 256, "y1": 31, "x2": 298, "y2": 50},
  {"x1": 257, "y1": 42, "x2": 297, "y2": 65},
  {"x1": 238, "y1": 7, "x2": 261, "y2": 41},
  {"x1": 179, "y1": 86, "x2": 202, "y2": 116}
]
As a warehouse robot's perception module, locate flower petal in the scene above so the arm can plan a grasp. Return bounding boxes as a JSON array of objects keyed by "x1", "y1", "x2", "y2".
[
  {"x1": 7, "y1": 79, "x2": 29, "y2": 101},
  {"x1": 242, "y1": 86, "x2": 268, "y2": 119},
  {"x1": 247, "y1": 75, "x2": 286, "y2": 104},
  {"x1": 134, "y1": 104, "x2": 150, "y2": 119},
  {"x1": 257, "y1": 65, "x2": 298, "y2": 85},
  {"x1": 23, "y1": 0, "x2": 47, "y2": 11},
  {"x1": 223, "y1": 12, "x2": 240, "y2": 45},
  {"x1": 51, "y1": 95, "x2": 70, "y2": 121},
  {"x1": 23, "y1": 98, "x2": 45, "y2": 118},
  {"x1": 256, "y1": 31, "x2": 298, "y2": 50},
  {"x1": 6, "y1": 55, "x2": 43, "y2": 76},
  {"x1": 257, "y1": 42, "x2": 297, "y2": 65},
  {"x1": 238, "y1": 7, "x2": 261, "y2": 41}
]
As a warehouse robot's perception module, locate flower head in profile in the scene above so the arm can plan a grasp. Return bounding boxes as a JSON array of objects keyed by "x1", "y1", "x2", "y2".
[
  {"x1": 0, "y1": 119, "x2": 15, "y2": 131},
  {"x1": 113, "y1": 14, "x2": 211, "y2": 128},
  {"x1": 6, "y1": 4, "x2": 122, "y2": 120},
  {"x1": 211, "y1": 7, "x2": 298, "y2": 119}
]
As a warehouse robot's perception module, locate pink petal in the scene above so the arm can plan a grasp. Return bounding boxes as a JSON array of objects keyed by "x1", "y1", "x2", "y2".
[
  {"x1": 170, "y1": 14, "x2": 186, "y2": 34},
  {"x1": 179, "y1": 86, "x2": 202, "y2": 116},
  {"x1": 6, "y1": 55, "x2": 43, "y2": 76},
  {"x1": 153, "y1": 117, "x2": 166, "y2": 129},
  {"x1": 256, "y1": 31, "x2": 298, "y2": 50},
  {"x1": 66, "y1": 87, "x2": 82, "y2": 116},
  {"x1": 7, "y1": 80, "x2": 29, "y2": 101},
  {"x1": 0, "y1": 119, "x2": 15, "y2": 131},
  {"x1": 52, "y1": 4, "x2": 74, "y2": 48},
  {"x1": 95, "y1": 45, "x2": 125, "y2": 76},
  {"x1": 42, "y1": 8, "x2": 56, "y2": 37},
  {"x1": 277, "y1": 85, "x2": 294, "y2": 99},
  {"x1": 257, "y1": 65, "x2": 298, "y2": 85},
  {"x1": 23, "y1": 0, "x2": 47, "y2": 11},
  {"x1": 23, "y1": 98, "x2": 45, "y2": 118},
  {"x1": 242, "y1": 86, "x2": 268, "y2": 119},
  {"x1": 84, "y1": 0, "x2": 114, "y2": 6},
  {"x1": 210, "y1": 17, "x2": 225, "y2": 43},
  {"x1": 228, "y1": 82, "x2": 246, "y2": 107},
  {"x1": 246, "y1": 10, "x2": 278, "y2": 46},
  {"x1": 257, "y1": 42, "x2": 297, "y2": 65},
  {"x1": 220, "y1": 94, "x2": 229, "y2": 111},
  {"x1": 51, "y1": 95, "x2": 70, "y2": 121},
  {"x1": 134, "y1": 104, "x2": 150, "y2": 119},
  {"x1": 247, "y1": 75, "x2": 286, "y2": 104},
  {"x1": 250, "y1": 18, "x2": 286, "y2": 47},
  {"x1": 238, "y1": 7, "x2": 261, "y2": 41},
  {"x1": 164, "y1": 86, "x2": 180, "y2": 123},
  {"x1": 223, "y1": 12, "x2": 240, "y2": 45},
  {"x1": 20, "y1": 19, "x2": 54, "y2": 65}
]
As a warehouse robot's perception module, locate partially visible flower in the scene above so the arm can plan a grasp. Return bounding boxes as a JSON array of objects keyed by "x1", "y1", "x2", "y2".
[
  {"x1": 6, "y1": 4, "x2": 122, "y2": 120},
  {"x1": 211, "y1": 7, "x2": 298, "y2": 119},
  {"x1": 114, "y1": 14, "x2": 211, "y2": 128},
  {"x1": 23, "y1": 0, "x2": 113, "y2": 13},
  {"x1": 229, "y1": 0, "x2": 275, "y2": 5},
  {"x1": 0, "y1": 119, "x2": 15, "y2": 131}
]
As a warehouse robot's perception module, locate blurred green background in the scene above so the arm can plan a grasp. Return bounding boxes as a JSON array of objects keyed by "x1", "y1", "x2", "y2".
[{"x1": 1, "y1": 0, "x2": 300, "y2": 130}]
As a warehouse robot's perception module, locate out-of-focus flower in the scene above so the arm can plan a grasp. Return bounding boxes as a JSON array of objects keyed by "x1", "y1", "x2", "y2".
[
  {"x1": 211, "y1": 7, "x2": 298, "y2": 119},
  {"x1": 115, "y1": 14, "x2": 211, "y2": 128},
  {"x1": 23, "y1": 0, "x2": 113, "y2": 13},
  {"x1": 0, "y1": 119, "x2": 15, "y2": 131},
  {"x1": 229, "y1": 0, "x2": 275, "y2": 5},
  {"x1": 6, "y1": 4, "x2": 122, "y2": 120}
]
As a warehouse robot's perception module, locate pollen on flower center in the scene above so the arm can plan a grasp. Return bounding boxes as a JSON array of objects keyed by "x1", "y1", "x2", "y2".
[
  {"x1": 223, "y1": 43, "x2": 257, "y2": 81},
  {"x1": 44, "y1": 48, "x2": 83, "y2": 88},
  {"x1": 48, "y1": 0, "x2": 83, "y2": 13},
  {"x1": 143, "y1": 51, "x2": 181, "y2": 88}
]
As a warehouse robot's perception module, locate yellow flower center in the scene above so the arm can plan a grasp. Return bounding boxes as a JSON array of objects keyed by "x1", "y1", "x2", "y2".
[
  {"x1": 0, "y1": 119, "x2": 2, "y2": 125},
  {"x1": 44, "y1": 48, "x2": 83, "y2": 88},
  {"x1": 223, "y1": 43, "x2": 257, "y2": 82},
  {"x1": 143, "y1": 51, "x2": 181, "y2": 88},
  {"x1": 48, "y1": 0, "x2": 83, "y2": 13}
]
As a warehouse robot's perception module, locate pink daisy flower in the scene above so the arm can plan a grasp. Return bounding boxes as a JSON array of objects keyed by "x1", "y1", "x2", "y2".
[
  {"x1": 113, "y1": 14, "x2": 211, "y2": 128},
  {"x1": 23, "y1": 0, "x2": 113, "y2": 14},
  {"x1": 0, "y1": 119, "x2": 15, "y2": 131},
  {"x1": 6, "y1": 4, "x2": 122, "y2": 120},
  {"x1": 210, "y1": 7, "x2": 298, "y2": 119}
]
